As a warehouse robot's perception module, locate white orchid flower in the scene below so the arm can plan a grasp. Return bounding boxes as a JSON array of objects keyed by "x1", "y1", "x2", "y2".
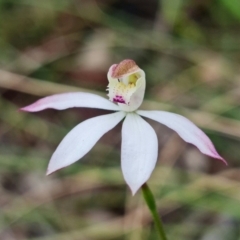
[{"x1": 21, "y1": 59, "x2": 227, "y2": 195}]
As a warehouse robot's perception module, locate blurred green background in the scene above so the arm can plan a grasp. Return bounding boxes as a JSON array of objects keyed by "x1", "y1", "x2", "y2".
[{"x1": 1, "y1": 0, "x2": 240, "y2": 239}]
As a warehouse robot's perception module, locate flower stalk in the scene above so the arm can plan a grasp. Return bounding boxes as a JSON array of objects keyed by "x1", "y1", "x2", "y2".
[{"x1": 141, "y1": 183, "x2": 168, "y2": 240}]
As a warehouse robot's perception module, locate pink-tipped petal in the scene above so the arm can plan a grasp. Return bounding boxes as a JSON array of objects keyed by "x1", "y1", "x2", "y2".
[
  {"x1": 121, "y1": 113, "x2": 158, "y2": 195},
  {"x1": 20, "y1": 92, "x2": 120, "y2": 112},
  {"x1": 47, "y1": 111, "x2": 126, "y2": 175},
  {"x1": 137, "y1": 110, "x2": 227, "y2": 165}
]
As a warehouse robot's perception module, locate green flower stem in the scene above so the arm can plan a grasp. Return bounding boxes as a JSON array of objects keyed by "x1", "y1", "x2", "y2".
[{"x1": 141, "y1": 183, "x2": 168, "y2": 240}]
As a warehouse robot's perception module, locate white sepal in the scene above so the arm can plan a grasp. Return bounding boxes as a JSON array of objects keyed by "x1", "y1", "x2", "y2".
[
  {"x1": 47, "y1": 111, "x2": 126, "y2": 175},
  {"x1": 21, "y1": 92, "x2": 120, "y2": 112},
  {"x1": 121, "y1": 113, "x2": 158, "y2": 195},
  {"x1": 137, "y1": 110, "x2": 227, "y2": 165}
]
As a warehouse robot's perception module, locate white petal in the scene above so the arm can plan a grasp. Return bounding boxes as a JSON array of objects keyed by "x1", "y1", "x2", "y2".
[
  {"x1": 20, "y1": 92, "x2": 120, "y2": 112},
  {"x1": 47, "y1": 111, "x2": 126, "y2": 174},
  {"x1": 121, "y1": 113, "x2": 158, "y2": 195},
  {"x1": 137, "y1": 110, "x2": 227, "y2": 165}
]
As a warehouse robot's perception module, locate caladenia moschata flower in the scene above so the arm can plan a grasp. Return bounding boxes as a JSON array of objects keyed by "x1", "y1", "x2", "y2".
[{"x1": 21, "y1": 59, "x2": 227, "y2": 195}]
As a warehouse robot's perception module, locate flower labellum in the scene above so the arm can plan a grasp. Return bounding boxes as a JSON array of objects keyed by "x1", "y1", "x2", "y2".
[
  {"x1": 21, "y1": 59, "x2": 227, "y2": 195},
  {"x1": 107, "y1": 59, "x2": 146, "y2": 112}
]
